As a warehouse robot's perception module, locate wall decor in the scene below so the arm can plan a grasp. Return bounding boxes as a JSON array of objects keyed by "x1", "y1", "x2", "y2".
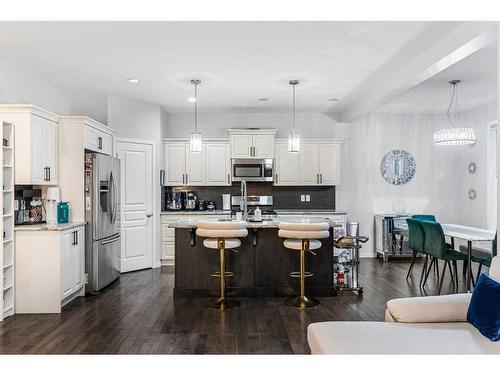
[
  {"x1": 380, "y1": 150, "x2": 416, "y2": 185},
  {"x1": 468, "y1": 162, "x2": 477, "y2": 174},
  {"x1": 468, "y1": 188, "x2": 477, "y2": 201}
]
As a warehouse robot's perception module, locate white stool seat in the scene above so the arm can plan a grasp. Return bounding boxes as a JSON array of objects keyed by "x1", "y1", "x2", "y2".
[
  {"x1": 197, "y1": 228, "x2": 248, "y2": 238},
  {"x1": 284, "y1": 239, "x2": 322, "y2": 250},
  {"x1": 203, "y1": 238, "x2": 241, "y2": 249},
  {"x1": 279, "y1": 222, "x2": 329, "y2": 231},
  {"x1": 278, "y1": 229, "x2": 329, "y2": 239}
]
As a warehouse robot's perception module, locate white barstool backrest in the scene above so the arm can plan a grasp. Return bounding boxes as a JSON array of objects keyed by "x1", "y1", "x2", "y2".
[
  {"x1": 196, "y1": 220, "x2": 248, "y2": 238},
  {"x1": 278, "y1": 222, "x2": 330, "y2": 239}
]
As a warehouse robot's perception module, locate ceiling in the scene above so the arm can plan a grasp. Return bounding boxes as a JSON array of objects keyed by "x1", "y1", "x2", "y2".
[
  {"x1": 0, "y1": 21, "x2": 433, "y2": 113},
  {"x1": 377, "y1": 45, "x2": 497, "y2": 114}
]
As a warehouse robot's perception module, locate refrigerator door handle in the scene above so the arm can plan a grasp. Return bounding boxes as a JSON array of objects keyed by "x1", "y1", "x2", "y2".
[
  {"x1": 109, "y1": 171, "x2": 115, "y2": 224},
  {"x1": 101, "y1": 233, "x2": 121, "y2": 245},
  {"x1": 111, "y1": 170, "x2": 118, "y2": 224}
]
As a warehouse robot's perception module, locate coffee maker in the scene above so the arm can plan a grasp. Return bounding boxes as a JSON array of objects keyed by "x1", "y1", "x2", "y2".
[
  {"x1": 185, "y1": 191, "x2": 198, "y2": 210},
  {"x1": 165, "y1": 191, "x2": 185, "y2": 211}
]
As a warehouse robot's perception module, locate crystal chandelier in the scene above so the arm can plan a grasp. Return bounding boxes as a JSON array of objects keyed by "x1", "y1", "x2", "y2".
[
  {"x1": 189, "y1": 79, "x2": 202, "y2": 152},
  {"x1": 288, "y1": 80, "x2": 300, "y2": 152},
  {"x1": 433, "y1": 80, "x2": 476, "y2": 146}
]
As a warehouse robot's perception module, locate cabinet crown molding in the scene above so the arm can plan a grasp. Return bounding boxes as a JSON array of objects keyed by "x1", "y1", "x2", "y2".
[
  {"x1": 0, "y1": 104, "x2": 59, "y2": 123},
  {"x1": 58, "y1": 116, "x2": 116, "y2": 134},
  {"x1": 227, "y1": 128, "x2": 278, "y2": 134},
  {"x1": 163, "y1": 137, "x2": 229, "y2": 143}
]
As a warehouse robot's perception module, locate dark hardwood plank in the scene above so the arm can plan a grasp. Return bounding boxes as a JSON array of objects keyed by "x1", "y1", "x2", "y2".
[{"x1": 0, "y1": 258, "x2": 481, "y2": 354}]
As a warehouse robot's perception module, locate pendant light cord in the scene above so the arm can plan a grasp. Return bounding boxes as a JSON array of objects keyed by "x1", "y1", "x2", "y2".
[
  {"x1": 194, "y1": 82, "x2": 198, "y2": 133},
  {"x1": 446, "y1": 81, "x2": 458, "y2": 128},
  {"x1": 293, "y1": 83, "x2": 296, "y2": 131}
]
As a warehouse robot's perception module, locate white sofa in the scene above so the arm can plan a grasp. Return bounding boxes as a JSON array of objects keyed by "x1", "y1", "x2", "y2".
[{"x1": 307, "y1": 256, "x2": 500, "y2": 354}]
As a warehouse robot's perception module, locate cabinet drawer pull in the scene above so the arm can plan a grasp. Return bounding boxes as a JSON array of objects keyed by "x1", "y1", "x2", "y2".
[
  {"x1": 227, "y1": 174, "x2": 230, "y2": 184},
  {"x1": 186, "y1": 174, "x2": 188, "y2": 184},
  {"x1": 320, "y1": 173, "x2": 323, "y2": 184},
  {"x1": 48, "y1": 166, "x2": 51, "y2": 181},
  {"x1": 43, "y1": 167, "x2": 48, "y2": 181},
  {"x1": 97, "y1": 136, "x2": 103, "y2": 150}
]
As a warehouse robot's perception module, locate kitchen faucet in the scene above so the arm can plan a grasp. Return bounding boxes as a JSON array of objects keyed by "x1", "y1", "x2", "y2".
[{"x1": 240, "y1": 180, "x2": 248, "y2": 221}]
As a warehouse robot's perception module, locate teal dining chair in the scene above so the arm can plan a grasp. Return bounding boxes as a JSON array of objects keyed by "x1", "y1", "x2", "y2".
[
  {"x1": 472, "y1": 233, "x2": 497, "y2": 280},
  {"x1": 420, "y1": 221, "x2": 468, "y2": 294},
  {"x1": 411, "y1": 214, "x2": 436, "y2": 222},
  {"x1": 405, "y1": 218, "x2": 426, "y2": 283}
]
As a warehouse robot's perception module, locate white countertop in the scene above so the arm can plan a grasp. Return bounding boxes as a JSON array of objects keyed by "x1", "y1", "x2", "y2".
[
  {"x1": 161, "y1": 209, "x2": 346, "y2": 216},
  {"x1": 169, "y1": 217, "x2": 341, "y2": 229},
  {"x1": 15, "y1": 222, "x2": 86, "y2": 232}
]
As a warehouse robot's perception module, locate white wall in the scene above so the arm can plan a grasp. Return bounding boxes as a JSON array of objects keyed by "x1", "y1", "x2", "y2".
[
  {"x1": 0, "y1": 60, "x2": 71, "y2": 115},
  {"x1": 164, "y1": 112, "x2": 349, "y2": 139},
  {"x1": 338, "y1": 103, "x2": 496, "y2": 257},
  {"x1": 107, "y1": 95, "x2": 163, "y2": 268}
]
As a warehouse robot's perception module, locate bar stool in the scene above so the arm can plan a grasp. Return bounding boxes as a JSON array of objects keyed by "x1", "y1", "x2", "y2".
[
  {"x1": 278, "y1": 221, "x2": 330, "y2": 309},
  {"x1": 196, "y1": 220, "x2": 248, "y2": 310}
]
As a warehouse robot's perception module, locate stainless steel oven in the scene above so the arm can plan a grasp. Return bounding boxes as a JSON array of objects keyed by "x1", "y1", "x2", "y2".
[{"x1": 232, "y1": 159, "x2": 274, "y2": 182}]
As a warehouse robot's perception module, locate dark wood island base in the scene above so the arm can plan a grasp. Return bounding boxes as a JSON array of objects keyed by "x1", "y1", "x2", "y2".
[{"x1": 173, "y1": 227, "x2": 336, "y2": 298}]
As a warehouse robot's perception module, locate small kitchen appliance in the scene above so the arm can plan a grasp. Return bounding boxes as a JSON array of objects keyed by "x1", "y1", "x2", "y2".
[
  {"x1": 198, "y1": 199, "x2": 207, "y2": 211},
  {"x1": 165, "y1": 191, "x2": 185, "y2": 211},
  {"x1": 185, "y1": 191, "x2": 198, "y2": 210},
  {"x1": 46, "y1": 187, "x2": 60, "y2": 224},
  {"x1": 206, "y1": 200, "x2": 216, "y2": 211},
  {"x1": 232, "y1": 159, "x2": 274, "y2": 182}
]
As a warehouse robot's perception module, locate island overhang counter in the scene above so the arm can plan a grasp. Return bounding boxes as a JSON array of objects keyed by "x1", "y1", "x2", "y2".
[{"x1": 169, "y1": 218, "x2": 340, "y2": 298}]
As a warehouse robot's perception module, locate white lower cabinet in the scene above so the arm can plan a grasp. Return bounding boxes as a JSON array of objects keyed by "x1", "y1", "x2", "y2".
[
  {"x1": 160, "y1": 214, "x2": 230, "y2": 266},
  {"x1": 15, "y1": 225, "x2": 85, "y2": 313}
]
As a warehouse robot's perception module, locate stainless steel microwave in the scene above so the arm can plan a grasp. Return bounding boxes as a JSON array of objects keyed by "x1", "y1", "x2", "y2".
[{"x1": 232, "y1": 159, "x2": 274, "y2": 182}]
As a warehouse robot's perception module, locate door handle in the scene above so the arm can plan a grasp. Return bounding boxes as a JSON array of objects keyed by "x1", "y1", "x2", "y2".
[
  {"x1": 72, "y1": 231, "x2": 76, "y2": 246},
  {"x1": 186, "y1": 174, "x2": 188, "y2": 184},
  {"x1": 43, "y1": 167, "x2": 48, "y2": 181},
  {"x1": 97, "y1": 136, "x2": 103, "y2": 150},
  {"x1": 320, "y1": 173, "x2": 323, "y2": 183},
  {"x1": 316, "y1": 174, "x2": 319, "y2": 183},
  {"x1": 146, "y1": 213, "x2": 153, "y2": 218},
  {"x1": 101, "y1": 233, "x2": 121, "y2": 245},
  {"x1": 275, "y1": 174, "x2": 278, "y2": 184},
  {"x1": 227, "y1": 174, "x2": 230, "y2": 184},
  {"x1": 48, "y1": 166, "x2": 51, "y2": 181}
]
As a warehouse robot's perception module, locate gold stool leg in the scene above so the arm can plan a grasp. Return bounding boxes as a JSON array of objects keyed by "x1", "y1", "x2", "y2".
[
  {"x1": 285, "y1": 239, "x2": 320, "y2": 309},
  {"x1": 206, "y1": 238, "x2": 240, "y2": 310}
]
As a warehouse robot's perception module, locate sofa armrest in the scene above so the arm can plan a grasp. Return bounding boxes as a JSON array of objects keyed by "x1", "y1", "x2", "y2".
[{"x1": 386, "y1": 293, "x2": 472, "y2": 323}]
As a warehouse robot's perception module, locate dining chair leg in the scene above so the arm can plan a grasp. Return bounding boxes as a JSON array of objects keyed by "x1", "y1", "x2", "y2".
[
  {"x1": 406, "y1": 250, "x2": 417, "y2": 280},
  {"x1": 419, "y1": 255, "x2": 428, "y2": 288},
  {"x1": 453, "y1": 261, "x2": 459, "y2": 293},
  {"x1": 476, "y1": 263, "x2": 483, "y2": 281},
  {"x1": 422, "y1": 257, "x2": 435, "y2": 287},
  {"x1": 438, "y1": 260, "x2": 448, "y2": 295},
  {"x1": 448, "y1": 260, "x2": 455, "y2": 289}
]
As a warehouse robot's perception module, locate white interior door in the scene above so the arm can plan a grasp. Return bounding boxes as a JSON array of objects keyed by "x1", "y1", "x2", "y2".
[{"x1": 116, "y1": 140, "x2": 154, "y2": 272}]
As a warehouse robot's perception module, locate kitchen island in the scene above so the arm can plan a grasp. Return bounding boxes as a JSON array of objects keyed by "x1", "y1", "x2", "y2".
[{"x1": 169, "y1": 217, "x2": 340, "y2": 298}]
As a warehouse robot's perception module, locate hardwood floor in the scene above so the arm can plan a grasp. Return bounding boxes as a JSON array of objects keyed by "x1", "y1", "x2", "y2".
[{"x1": 0, "y1": 258, "x2": 479, "y2": 354}]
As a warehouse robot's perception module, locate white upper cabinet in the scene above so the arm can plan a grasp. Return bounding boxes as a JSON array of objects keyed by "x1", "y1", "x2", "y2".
[
  {"x1": 164, "y1": 140, "x2": 231, "y2": 186},
  {"x1": 319, "y1": 143, "x2": 341, "y2": 185},
  {"x1": 275, "y1": 139, "x2": 342, "y2": 186},
  {"x1": 165, "y1": 142, "x2": 186, "y2": 185},
  {"x1": 299, "y1": 143, "x2": 320, "y2": 185},
  {"x1": 228, "y1": 129, "x2": 277, "y2": 158},
  {"x1": 0, "y1": 105, "x2": 59, "y2": 185},
  {"x1": 206, "y1": 143, "x2": 231, "y2": 185},
  {"x1": 275, "y1": 141, "x2": 299, "y2": 185},
  {"x1": 84, "y1": 122, "x2": 113, "y2": 155},
  {"x1": 185, "y1": 144, "x2": 206, "y2": 185}
]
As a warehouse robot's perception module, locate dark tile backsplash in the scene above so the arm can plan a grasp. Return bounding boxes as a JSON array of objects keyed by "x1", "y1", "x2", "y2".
[{"x1": 162, "y1": 182, "x2": 335, "y2": 210}]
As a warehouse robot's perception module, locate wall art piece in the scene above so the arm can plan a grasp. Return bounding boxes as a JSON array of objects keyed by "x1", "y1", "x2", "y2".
[
  {"x1": 468, "y1": 188, "x2": 477, "y2": 201},
  {"x1": 380, "y1": 150, "x2": 416, "y2": 185},
  {"x1": 468, "y1": 162, "x2": 477, "y2": 174}
]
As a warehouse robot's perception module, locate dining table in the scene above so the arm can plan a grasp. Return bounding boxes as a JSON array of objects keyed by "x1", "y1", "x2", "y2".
[{"x1": 441, "y1": 224, "x2": 495, "y2": 292}]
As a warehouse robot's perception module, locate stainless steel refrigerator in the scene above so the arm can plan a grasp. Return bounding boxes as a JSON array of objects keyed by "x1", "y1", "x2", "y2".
[{"x1": 84, "y1": 153, "x2": 121, "y2": 294}]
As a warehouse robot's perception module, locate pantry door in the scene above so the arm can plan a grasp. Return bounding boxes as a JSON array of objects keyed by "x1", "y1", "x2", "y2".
[{"x1": 115, "y1": 139, "x2": 154, "y2": 272}]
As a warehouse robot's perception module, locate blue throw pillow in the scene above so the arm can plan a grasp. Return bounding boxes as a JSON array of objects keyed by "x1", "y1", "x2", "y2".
[{"x1": 467, "y1": 274, "x2": 500, "y2": 341}]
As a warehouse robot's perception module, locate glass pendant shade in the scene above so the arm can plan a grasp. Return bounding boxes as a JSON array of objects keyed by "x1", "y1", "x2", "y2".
[
  {"x1": 288, "y1": 131, "x2": 300, "y2": 152},
  {"x1": 189, "y1": 131, "x2": 202, "y2": 152},
  {"x1": 433, "y1": 127, "x2": 476, "y2": 145}
]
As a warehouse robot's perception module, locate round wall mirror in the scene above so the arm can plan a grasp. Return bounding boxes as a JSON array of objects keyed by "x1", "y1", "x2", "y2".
[{"x1": 380, "y1": 150, "x2": 416, "y2": 185}]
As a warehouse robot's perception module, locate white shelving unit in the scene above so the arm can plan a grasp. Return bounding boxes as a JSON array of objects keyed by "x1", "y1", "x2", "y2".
[{"x1": 1, "y1": 120, "x2": 15, "y2": 321}]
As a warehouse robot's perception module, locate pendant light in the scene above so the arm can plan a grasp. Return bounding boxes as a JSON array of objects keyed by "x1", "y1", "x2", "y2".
[
  {"x1": 288, "y1": 79, "x2": 300, "y2": 152},
  {"x1": 189, "y1": 79, "x2": 202, "y2": 152},
  {"x1": 433, "y1": 80, "x2": 476, "y2": 146}
]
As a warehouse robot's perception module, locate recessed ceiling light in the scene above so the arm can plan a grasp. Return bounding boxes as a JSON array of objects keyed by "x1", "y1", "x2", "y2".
[
  {"x1": 258, "y1": 98, "x2": 269, "y2": 101},
  {"x1": 328, "y1": 98, "x2": 339, "y2": 102},
  {"x1": 126, "y1": 78, "x2": 139, "y2": 84},
  {"x1": 188, "y1": 97, "x2": 197, "y2": 103}
]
